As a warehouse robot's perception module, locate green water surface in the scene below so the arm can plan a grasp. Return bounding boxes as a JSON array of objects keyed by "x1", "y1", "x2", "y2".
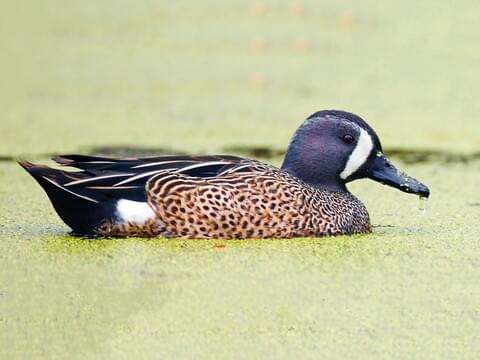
[{"x1": 1, "y1": 1, "x2": 480, "y2": 358}]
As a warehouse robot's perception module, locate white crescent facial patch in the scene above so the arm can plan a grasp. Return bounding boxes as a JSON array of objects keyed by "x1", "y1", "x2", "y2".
[{"x1": 340, "y1": 128, "x2": 374, "y2": 180}]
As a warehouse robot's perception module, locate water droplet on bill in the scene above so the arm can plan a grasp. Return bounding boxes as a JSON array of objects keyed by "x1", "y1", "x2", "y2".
[{"x1": 419, "y1": 196, "x2": 428, "y2": 214}]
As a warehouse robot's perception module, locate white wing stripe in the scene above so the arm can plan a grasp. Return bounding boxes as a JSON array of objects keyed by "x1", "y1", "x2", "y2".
[
  {"x1": 174, "y1": 161, "x2": 231, "y2": 173},
  {"x1": 218, "y1": 164, "x2": 252, "y2": 175},
  {"x1": 114, "y1": 170, "x2": 167, "y2": 186},
  {"x1": 42, "y1": 176, "x2": 99, "y2": 203},
  {"x1": 64, "y1": 173, "x2": 134, "y2": 186}
]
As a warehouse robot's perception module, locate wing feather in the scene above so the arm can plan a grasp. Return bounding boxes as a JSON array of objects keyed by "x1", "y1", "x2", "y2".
[{"x1": 50, "y1": 154, "x2": 261, "y2": 193}]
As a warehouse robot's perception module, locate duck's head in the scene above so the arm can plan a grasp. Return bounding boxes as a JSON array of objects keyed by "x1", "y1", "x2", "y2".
[{"x1": 281, "y1": 110, "x2": 430, "y2": 197}]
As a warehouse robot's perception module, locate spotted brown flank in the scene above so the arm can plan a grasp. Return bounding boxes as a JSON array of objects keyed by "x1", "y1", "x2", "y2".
[{"x1": 144, "y1": 159, "x2": 371, "y2": 239}]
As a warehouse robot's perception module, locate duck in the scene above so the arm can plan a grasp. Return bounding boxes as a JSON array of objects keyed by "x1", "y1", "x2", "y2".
[{"x1": 19, "y1": 110, "x2": 430, "y2": 239}]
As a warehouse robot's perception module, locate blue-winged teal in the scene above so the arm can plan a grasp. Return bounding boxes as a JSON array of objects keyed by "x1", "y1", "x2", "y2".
[{"x1": 19, "y1": 110, "x2": 429, "y2": 238}]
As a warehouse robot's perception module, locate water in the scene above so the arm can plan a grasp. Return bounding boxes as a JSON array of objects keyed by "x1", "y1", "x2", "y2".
[{"x1": 419, "y1": 196, "x2": 428, "y2": 213}]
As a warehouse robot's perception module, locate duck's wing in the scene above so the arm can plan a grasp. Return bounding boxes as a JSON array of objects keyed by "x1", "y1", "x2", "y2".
[
  {"x1": 144, "y1": 160, "x2": 302, "y2": 238},
  {"x1": 51, "y1": 154, "x2": 262, "y2": 202},
  {"x1": 53, "y1": 154, "x2": 245, "y2": 174}
]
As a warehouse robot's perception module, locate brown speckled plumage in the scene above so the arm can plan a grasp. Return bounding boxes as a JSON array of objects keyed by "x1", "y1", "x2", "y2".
[
  {"x1": 144, "y1": 161, "x2": 370, "y2": 239},
  {"x1": 90, "y1": 157, "x2": 370, "y2": 238},
  {"x1": 96, "y1": 218, "x2": 166, "y2": 238}
]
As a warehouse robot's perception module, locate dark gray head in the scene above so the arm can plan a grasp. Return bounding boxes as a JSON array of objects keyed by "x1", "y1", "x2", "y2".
[{"x1": 281, "y1": 110, "x2": 430, "y2": 197}]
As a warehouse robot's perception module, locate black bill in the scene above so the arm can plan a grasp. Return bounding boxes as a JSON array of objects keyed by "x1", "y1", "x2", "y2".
[{"x1": 367, "y1": 153, "x2": 430, "y2": 198}]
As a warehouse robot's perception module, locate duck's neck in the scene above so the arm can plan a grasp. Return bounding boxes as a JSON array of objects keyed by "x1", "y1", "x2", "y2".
[{"x1": 281, "y1": 160, "x2": 348, "y2": 193}]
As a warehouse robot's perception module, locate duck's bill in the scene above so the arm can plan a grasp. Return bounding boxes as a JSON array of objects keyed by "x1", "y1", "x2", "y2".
[{"x1": 366, "y1": 153, "x2": 430, "y2": 198}]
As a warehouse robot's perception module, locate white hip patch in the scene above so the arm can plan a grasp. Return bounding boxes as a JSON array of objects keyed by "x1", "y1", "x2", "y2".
[
  {"x1": 340, "y1": 128, "x2": 374, "y2": 179},
  {"x1": 116, "y1": 199, "x2": 156, "y2": 224}
]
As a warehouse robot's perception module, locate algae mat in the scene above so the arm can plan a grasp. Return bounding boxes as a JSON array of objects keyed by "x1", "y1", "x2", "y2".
[
  {"x1": 1, "y1": 0, "x2": 480, "y2": 358},
  {"x1": 1, "y1": 160, "x2": 479, "y2": 358}
]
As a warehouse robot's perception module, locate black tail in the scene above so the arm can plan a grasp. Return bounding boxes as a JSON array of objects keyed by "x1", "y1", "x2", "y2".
[{"x1": 18, "y1": 161, "x2": 116, "y2": 235}]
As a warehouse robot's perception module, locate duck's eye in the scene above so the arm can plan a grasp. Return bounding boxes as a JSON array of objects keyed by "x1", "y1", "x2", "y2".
[{"x1": 342, "y1": 134, "x2": 355, "y2": 144}]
